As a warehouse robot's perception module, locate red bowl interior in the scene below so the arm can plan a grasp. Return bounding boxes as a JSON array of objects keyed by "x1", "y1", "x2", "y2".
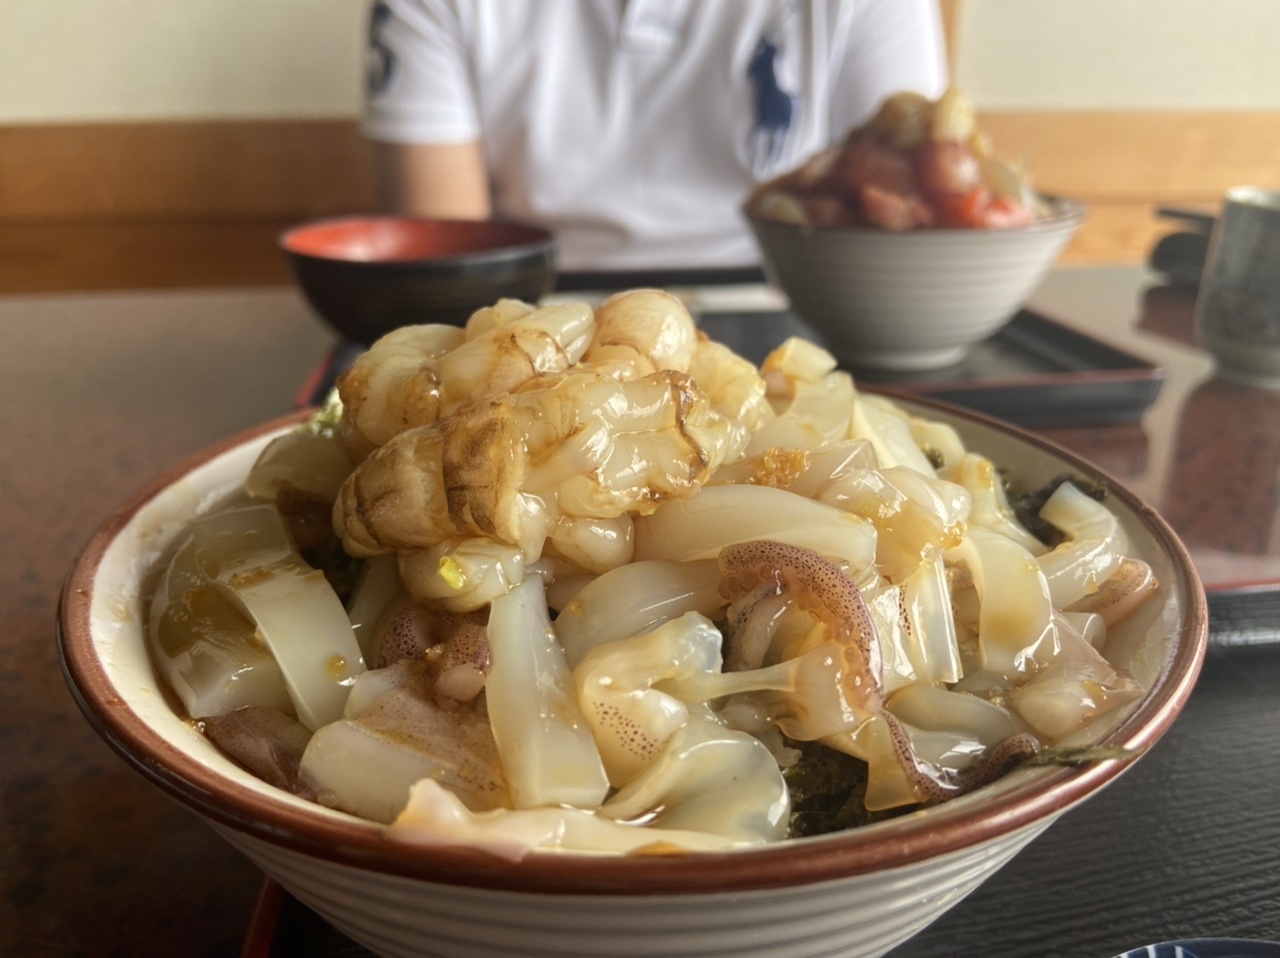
[{"x1": 281, "y1": 217, "x2": 553, "y2": 263}]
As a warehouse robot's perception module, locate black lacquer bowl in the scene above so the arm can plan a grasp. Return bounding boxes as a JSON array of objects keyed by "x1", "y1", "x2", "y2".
[{"x1": 281, "y1": 215, "x2": 556, "y2": 345}]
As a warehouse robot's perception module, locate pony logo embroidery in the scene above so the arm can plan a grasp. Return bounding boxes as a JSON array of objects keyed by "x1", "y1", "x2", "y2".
[{"x1": 748, "y1": 36, "x2": 797, "y2": 171}]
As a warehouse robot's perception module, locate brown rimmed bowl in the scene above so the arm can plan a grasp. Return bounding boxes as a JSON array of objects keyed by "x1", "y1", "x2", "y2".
[{"x1": 58, "y1": 397, "x2": 1206, "y2": 958}]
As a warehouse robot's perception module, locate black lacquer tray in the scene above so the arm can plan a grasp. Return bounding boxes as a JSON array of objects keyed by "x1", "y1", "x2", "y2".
[{"x1": 697, "y1": 307, "x2": 1165, "y2": 429}]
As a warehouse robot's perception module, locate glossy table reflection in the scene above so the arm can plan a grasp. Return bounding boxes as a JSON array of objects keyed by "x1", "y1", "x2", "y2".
[
  {"x1": 1032, "y1": 271, "x2": 1280, "y2": 592},
  {"x1": 2, "y1": 267, "x2": 1278, "y2": 958}
]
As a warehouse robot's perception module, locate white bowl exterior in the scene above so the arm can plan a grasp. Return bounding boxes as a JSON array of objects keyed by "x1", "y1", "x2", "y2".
[
  {"x1": 749, "y1": 217, "x2": 1080, "y2": 370},
  {"x1": 79, "y1": 403, "x2": 1190, "y2": 958},
  {"x1": 219, "y1": 820, "x2": 1052, "y2": 958}
]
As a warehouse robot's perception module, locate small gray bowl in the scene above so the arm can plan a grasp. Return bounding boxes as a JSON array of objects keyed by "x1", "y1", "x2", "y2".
[{"x1": 746, "y1": 197, "x2": 1085, "y2": 371}]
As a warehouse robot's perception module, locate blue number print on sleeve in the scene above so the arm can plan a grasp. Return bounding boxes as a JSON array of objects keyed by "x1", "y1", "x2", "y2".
[{"x1": 367, "y1": 1, "x2": 396, "y2": 97}]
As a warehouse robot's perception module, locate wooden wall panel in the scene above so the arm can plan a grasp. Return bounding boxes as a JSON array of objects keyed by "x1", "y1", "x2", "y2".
[
  {"x1": 0, "y1": 121, "x2": 374, "y2": 220},
  {"x1": 1, "y1": 111, "x2": 1277, "y2": 290},
  {"x1": 0, "y1": 219, "x2": 298, "y2": 292},
  {"x1": 979, "y1": 111, "x2": 1280, "y2": 203},
  {"x1": 978, "y1": 111, "x2": 1280, "y2": 264}
]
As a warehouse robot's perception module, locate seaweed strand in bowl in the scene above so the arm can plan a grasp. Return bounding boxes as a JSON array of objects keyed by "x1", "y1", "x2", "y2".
[
  {"x1": 146, "y1": 290, "x2": 1162, "y2": 855},
  {"x1": 748, "y1": 87, "x2": 1045, "y2": 231}
]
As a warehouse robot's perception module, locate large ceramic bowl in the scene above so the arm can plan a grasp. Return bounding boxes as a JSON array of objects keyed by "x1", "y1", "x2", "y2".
[
  {"x1": 745, "y1": 198, "x2": 1084, "y2": 372},
  {"x1": 281, "y1": 215, "x2": 557, "y2": 346},
  {"x1": 58, "y1": 398, "x2": 1206, "y2": 958}
]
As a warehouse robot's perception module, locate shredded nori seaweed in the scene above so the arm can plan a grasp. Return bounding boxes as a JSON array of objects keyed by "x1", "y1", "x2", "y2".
[
  {"x1": 274, "y1": 487, "x2": 362, "y2": 603},
  {"x1": 1004, "y1": 472, "x2": 1109, "y2": 547},
  {"x1": 782, "y1": 740, "x2": 918, "y2": 838},
  {"x1": 303, "y1": 536, "x2": 362, "y2": 605},
  {"x1": 283, "y1": 396, "x2": 361, "y2": 600}
]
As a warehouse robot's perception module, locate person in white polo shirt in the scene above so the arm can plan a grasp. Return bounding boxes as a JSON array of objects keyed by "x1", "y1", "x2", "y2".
[{"x1": 365, "y1": 0, "x2": 947, "y2": 271}]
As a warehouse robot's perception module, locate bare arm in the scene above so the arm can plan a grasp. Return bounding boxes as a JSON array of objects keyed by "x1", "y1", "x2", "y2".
[{"x1": 373, "y1": 140, "x2": 492, "y2": 220}]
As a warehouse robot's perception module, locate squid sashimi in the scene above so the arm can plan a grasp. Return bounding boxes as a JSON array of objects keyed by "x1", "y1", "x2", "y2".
[{"x1": 147, "y1": 290, "x2": 1162, "y2": 853}]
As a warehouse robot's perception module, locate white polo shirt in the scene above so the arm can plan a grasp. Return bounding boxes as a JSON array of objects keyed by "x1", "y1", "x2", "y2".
[{"x1": 365, "y1": 0, "x2": 946, "y2": 271}]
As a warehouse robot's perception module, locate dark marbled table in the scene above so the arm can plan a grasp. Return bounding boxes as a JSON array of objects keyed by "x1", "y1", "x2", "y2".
[{"x1": 2, "y1": 267, "x2": 1277, "y2": 957}]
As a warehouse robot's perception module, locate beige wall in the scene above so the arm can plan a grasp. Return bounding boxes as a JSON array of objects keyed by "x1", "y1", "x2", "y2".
[
  {"x1": 0, "y1": 0, "x2": 365, "y2": 122},
  {"x1": 2, "y1": 0, "x2": 1279, "y2": 123},
  {"x1": 956, "y1": 0, "x2": 1280, "y2": 110}
]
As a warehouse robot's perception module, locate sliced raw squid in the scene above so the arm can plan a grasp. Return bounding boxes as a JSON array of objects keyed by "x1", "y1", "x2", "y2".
[
  {"x1": 146, "y1": 293, "x2": 1169, "y2": 852},
  {"x1": 865, "y1": 555, "x2": 963, "y2": 689},
  {"x1": 598, "y1": 717, "x2": 788, "y2": 842},
  {"x1": 632, "y1": 484, "x2": 877, "y2": 574},
  {"x1": 946, "y1": 528, "x2": 1055, "y2": 677},
  {"x1": 245, "y1": 428, "x2": 353, "y2": 505},
  {"x1": 485, "y1": 576, "x2": 609, "y2": 809},
  {"x1": 555, "y1": 559, "x2": 723, "y2": 669},
  {"x1": 814, "y1": 466, "x2": 971, "y2": 583},
  {"x1": 389, "y1": 779, "x2": 754, "y2": 858},
  {"x1": 192, "y1": 503, "x2": 366, "y2": 731},
  {"x1": 1036, "y1": 482, "x2": 1129, "y2": 607},
  {"x1": 300, "y1": 662, "x2": 507, "y2": 823},
  {"x1": 1008, "y1": 613, "x2": 1143, "y2": 742},
  {"x1": 344, "y1": 554, "x2": 402, "y2": 662},
  {"x1": 950, "y1": 453, "x2": 1047, "y2": 555},
  {"x1": 149, "y1": 533, "x2": 293, "y2": 720}
]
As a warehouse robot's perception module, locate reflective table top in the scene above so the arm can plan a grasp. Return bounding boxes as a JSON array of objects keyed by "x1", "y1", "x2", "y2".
[{"x1": 3, "y1": 265, "x2": 1277, "y2": 957}]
